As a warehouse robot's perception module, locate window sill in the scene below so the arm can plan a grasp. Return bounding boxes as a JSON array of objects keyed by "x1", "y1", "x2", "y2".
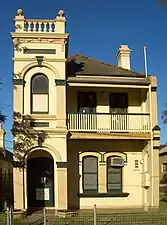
[{"x1": 78, "y1": 192, "x2": 129, "y2": 198}]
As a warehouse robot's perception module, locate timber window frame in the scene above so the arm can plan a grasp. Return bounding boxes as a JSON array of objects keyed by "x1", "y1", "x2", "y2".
[
  {"x1": 82, "y1": 156, "x2": 98, "y2": 193},
  {"x1": 31, "y1": 74, "x2": 49, "y2": 114},
  {"x1": 107, "y1": 156, "x2": 123, "y2": 193}
]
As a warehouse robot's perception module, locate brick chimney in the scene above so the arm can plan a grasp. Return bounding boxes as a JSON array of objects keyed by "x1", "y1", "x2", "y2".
[{"x1": 116, "y1": 45, "x2": 131, "y2": 70}]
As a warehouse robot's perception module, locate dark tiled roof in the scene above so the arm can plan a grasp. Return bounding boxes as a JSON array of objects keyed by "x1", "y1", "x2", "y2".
[
  {"x1": 66, "y1": 54, "x2": 148, "y2": 77},
  {"x1": 159, "y1": 145, "x2": 167, "y2": 155},
  {"x1": 160, "y1": 144, "x2": 167, "y2": 150}
]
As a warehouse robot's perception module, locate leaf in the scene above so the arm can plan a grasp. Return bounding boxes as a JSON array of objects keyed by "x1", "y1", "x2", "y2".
[
  {"x1": 12, "y1": 111, "x2": 48, "y2": 163},
  {"x1": 0, "y1": 112, "x2": 6, "y2": 123}
]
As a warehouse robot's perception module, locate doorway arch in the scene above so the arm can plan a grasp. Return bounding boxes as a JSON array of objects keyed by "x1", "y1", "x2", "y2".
[{"x1": 27, "y1": 150, "x2": 54, "y2": 208}]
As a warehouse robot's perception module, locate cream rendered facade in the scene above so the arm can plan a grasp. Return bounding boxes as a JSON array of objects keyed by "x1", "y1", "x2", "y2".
[{"x1": 11, "y1": 9, "x2": 160, "y2": 211}]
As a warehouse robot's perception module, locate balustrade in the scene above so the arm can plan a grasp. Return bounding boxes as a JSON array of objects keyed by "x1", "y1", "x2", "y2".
[{"x1": 68, "y1": 113, "x2": 150, "y2": 132}]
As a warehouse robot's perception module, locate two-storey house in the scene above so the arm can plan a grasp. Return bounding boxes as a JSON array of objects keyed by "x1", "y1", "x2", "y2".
[{"x1": 11, "y1": 9, "x2": 160, "y2": 211}]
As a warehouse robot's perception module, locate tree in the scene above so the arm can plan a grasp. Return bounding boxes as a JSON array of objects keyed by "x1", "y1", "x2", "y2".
[
  {"x1": 162, "y1": 104, "x2": 167, "y2": 124},
  {"x1": 157, "y1": 0, "x2": 167, "y2": 4},
  {"x1": 12, "y1": 112, "x2": 48, "y2": 164},
  {"x1": 0, "y1": 113, "x2": 6, "y2": 123}
]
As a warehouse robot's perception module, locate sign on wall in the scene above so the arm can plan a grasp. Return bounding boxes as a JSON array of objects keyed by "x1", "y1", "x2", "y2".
[{"x1": 36, "y1": 188, "x2": 50, "y2": 200}]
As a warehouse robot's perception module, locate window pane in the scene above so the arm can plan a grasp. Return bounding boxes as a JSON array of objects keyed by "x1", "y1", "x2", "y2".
[
  {"x1": 108, "y1": 183, "x2": 121, "y2": 190},
  {"x1": 78, "y1": 92, "x2": 96, "y2": 113},
  {"x1": 108, "y1": 166, "x2": 122, "y2": 173},
  {"x1": 84, "y1": 174, "x2": 97, "y2": 190},
  {"x1": 83, "y1": 157, "x2": 97, "y2": 173},
  {"x1": 32, "y1": 94, "x2": 48, "y2": 113},
  {"x1": 108, "y1": 172, "x2": 121, "y2": 183},
  {"x1": 110, "y1": 93, "x2": 128, "y2": 109},
  {"x1": 32, "y1": 74, "x2": 48, "y2": 94}
]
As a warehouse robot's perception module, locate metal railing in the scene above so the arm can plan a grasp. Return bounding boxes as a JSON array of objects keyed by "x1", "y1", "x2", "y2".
[
  {"x1": 68, "y1": 113, "x2": 150, "y2": 132},
  {"x1": 1, "y1": 205, "x2": 167, "y2": 225},
  {"x1": 44, "y1": 205, "x2": 167, "y2": 225}
]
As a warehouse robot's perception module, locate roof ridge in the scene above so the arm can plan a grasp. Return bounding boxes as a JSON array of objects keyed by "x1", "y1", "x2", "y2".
[{"x1": 68, "y1": 54, "x2": 147, "y2": 77}]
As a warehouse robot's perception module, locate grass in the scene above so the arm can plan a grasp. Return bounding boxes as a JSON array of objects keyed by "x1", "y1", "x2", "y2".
[
  {"x1": 0, "y1": 203, "x2": 167, "y2": 225},
  {"x1": 47, "y1": 209, "x2": 167, "y2": 225}
]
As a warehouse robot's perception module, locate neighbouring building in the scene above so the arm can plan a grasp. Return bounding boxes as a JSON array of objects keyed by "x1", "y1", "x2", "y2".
[
  {"x1": 0, "y1": 124, "x2": 13, "y2": 210},
  {"x1": 11, "y1": 8, "x2": 160, "y2": 211},
  {"x1": 159, "y1": 145, "x2": 167, "y2": 194}
]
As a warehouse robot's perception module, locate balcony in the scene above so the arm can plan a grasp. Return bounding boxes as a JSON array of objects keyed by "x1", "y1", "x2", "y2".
[{"x1": 67, "y1": 113, "x2": 150, "y2": 133}]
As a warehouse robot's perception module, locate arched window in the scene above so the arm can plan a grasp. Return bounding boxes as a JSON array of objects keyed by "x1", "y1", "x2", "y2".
[
  {"x1": 82, "y1": 156, "x2": 98, "y2": 193},
  {"x1": 31, "y1": 74, "x2": 49, "y2": 114},
  {"x1": 107, "y1": 156, "x2": 123, "y2": 193}
]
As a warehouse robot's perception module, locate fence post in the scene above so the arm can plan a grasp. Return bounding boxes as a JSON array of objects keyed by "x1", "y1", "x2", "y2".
[
  {"x1": 6, "y1": 207, "x2": 10, "y2": 225},
  {"x1": 43, "y1": 207, "x2": 46, "y2": 225},
  {"x1": 93, "y1": 204, "x2": 97, "y2": 225},
  {"x1": 9, "y1": 206, "x2": 13, "y2": 225}
]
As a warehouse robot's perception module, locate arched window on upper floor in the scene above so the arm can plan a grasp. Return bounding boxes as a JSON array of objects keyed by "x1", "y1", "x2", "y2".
[{"x1": 31, "y1": 74, "x2": 49, "y2": 114}]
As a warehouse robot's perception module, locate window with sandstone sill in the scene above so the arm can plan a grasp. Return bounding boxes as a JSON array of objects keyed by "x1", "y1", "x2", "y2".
[
  {"x1": 31, "y1": 74, "x2": 49, "y2": 114},
  {"x1": 82, "y1": 156, "x2": 98, "y2": 193},
  {"x1": 107, "y1": 156, "x2": 123, "y2": 193}
]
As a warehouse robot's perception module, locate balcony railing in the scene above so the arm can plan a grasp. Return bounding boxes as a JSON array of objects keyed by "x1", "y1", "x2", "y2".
[
  {"x1": 68, "y1": 113, "x2": 150, "y2": 132},
  {"x1": 24, "y1": 19, "x2": 56, "y2": 33}
]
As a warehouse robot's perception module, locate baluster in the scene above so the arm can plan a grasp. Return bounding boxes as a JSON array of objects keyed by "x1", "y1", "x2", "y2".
[
  {"x1": 43, "y1": 22, "x2": 47, "y2": 32},
  {"x1": 70, "y1": 114, "x2": 72, "y2": 130},
  {"x1": 122, "y1": 114, "x2": 124, "y2": 131},
  {"x1": 28, "y1": 22, "x2": 31, "y2": 32},
  {"x1": 118, "y1": 114, "x2": 120, "y2": 131},
  {"x1": 138, "y1": 115, "x2": 140, "y2": 130},
  {"x1": 38, "y1": 22, "x2": 42, "y2": 32},
  {"x1": 53, "y1": 22, "x2": 56, "y2": 32},
  {"x1": 77, "y1": 114, "x2": 79, "y2": 130},
  {"x1": 82, "y1": 114, "x2": 83, "y2": 130},
  {"x1": 95, "y1": 114, "x2": 97, "y2": 131},
  {"x1": 24, "y1": 22, "x2": 27, "y2": 31},
  {"x1": 90, "y1": 114, "x2": 91, "y2": 130},
  {"x1": 33, "y1": 22, "x2": 37, "y2": 32},
  {"x1": 85, "y1": 114, "x2": 87, "y2": 131},
  {"x1": 127, "y1": 114, "x2": 129, "y2": 131},
  {"x1": 72, "y1": 114, "x2": 74, "y2": 130},
  {"x1": 68, "y1": 114, "x2": 70, "y2": 129},
  {"x1": 90, "y1": 114, "x2": 91, "y2": 131},
  {"x1": 122, "y1": 114, "x2": 126, "y2": 131},
  {"x1": 124, "y1": 114, "x2": 126, "y2": 131},
  {"x1": 77, "y1": 114, "x2": 78, "y2": 130},
  {"x1": 88, "y1": 114, "x2": 90, "y2": 130},
  {"x1": 74, "y1": 114, "x2": 76, "y2": 130},
  {"x1": 68, "y1": 114, "x2": 69, "y2": 129},
  {"x1": 49, "y1": 22, "x2": 52, "y2": 32},
  {"x1": 83, "y1": 114, "x2": 85, "y2": 130}
]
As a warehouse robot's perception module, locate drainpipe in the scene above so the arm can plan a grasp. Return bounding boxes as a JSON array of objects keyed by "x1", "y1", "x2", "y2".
[{"x1": 149, "y1": 83, "x2": 154, "y2": 206}]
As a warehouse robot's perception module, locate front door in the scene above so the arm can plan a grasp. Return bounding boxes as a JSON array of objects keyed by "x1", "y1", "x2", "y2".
[
  {"x1": 27, "y1": 158, "x2": 54, "y2": 208},
  {"x1": 110, "y1": 93, "x2": 128, "y2": 130},
  {"x1": 77, "y1": 92, "x2": 97, "y2": 130}
]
